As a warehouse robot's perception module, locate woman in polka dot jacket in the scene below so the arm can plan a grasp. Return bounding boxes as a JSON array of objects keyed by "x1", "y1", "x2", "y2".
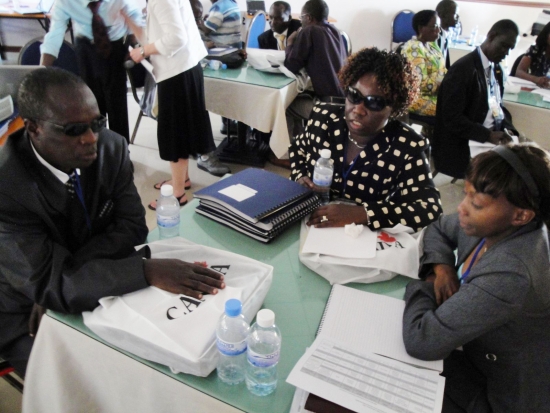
[{"x1": 290, "y1": 47, "x2": 442, "y2": 232}]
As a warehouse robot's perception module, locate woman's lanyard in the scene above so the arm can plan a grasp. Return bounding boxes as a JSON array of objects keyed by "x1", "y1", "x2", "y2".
[
  {"x1": 341, "y1": 138, "x2": 361, "y2": 196},
  {"x1": 459, "y1": 238, "x2": 486, "y2": 284}
]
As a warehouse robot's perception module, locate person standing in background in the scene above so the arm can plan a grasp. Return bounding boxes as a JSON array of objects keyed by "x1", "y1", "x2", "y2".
[
  {"x1": 127, "y1": 0, "x2": 229, "y2": 210},
  {"x1": 436, "y1": 0, "x2": 460, "y2": 69},
  {"x1": 40, "y1": 0, "x2": 143, "y2": 143}
]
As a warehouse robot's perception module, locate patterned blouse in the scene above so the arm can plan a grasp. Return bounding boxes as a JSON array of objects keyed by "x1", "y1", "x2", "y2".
[
  {"x1": 289, "y1": 104, "x2": 442, "y2": 232},
  {"x1": 525, "y1": 45, "x2": 550, "y2": 77},
  {"x1": 401, "y1": 38, "x2": 446, "y2": 117}
]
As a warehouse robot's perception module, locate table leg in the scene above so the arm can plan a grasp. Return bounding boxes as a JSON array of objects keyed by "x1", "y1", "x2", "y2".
[{"x1": 215, "y1": 121, "x2": 270, "y2": 167}]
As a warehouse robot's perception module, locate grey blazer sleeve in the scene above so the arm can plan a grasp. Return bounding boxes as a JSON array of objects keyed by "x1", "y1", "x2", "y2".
[{"x1": 403, "y1": 218, "x2": 531, "y2": 361}]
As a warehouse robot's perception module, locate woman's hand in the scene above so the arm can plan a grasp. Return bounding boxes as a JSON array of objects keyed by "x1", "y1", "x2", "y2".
[
  {"x1": 307, "y1": 204, "x2": 368, "y2": 228},
  {"x1": 430, "y1": 263, "x2": 460, "y2": 306},
  {"x1": 129, "y1": 47, "x2": 144, "y2": 64},
  {"x1": 535, "y1": 76, "x2": 550, "y2": 89},
  {"x1": 297, "y1": 176, "x2": 315, "y2": 190}
]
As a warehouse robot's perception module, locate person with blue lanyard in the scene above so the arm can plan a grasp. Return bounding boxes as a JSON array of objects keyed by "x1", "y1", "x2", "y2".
[
  {"x1": 289, "y1": 47, "x2": 442, "y2": 232},
  {"x1": 403, "y1": 143, "x2": 550, "y2": 412}
]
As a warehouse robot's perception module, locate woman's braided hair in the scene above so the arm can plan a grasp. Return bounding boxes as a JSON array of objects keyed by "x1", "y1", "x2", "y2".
[{"x1": 338, "y1": 47, "x2": 420, "y2": 118}]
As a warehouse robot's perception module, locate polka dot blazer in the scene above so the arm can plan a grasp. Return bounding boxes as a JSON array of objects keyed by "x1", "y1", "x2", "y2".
[{"x1": 289, "y1": 103, "x2": 442, "y2": 232}]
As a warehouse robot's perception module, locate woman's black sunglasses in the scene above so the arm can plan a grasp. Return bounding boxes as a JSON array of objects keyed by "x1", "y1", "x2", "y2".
[
  {"x1": 38, "y1": 115, "x2": 107, "y2": 137},
  {"x1": 346, "y1": 87, "x2": 390, "y2": 112}
]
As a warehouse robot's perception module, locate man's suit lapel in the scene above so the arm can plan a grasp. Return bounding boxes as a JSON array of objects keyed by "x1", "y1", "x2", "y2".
[{"x1": 15, "y1": 131, "x2": 69, "y2": 217}]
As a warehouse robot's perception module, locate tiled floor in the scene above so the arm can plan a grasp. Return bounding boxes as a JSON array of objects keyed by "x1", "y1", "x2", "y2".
[{"x1": 0, "y1": 92, "x2": 464, "y2": 411}]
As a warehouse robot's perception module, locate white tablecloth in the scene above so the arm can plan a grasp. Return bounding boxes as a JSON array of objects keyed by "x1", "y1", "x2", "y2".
[
  {"x1": 22, "y1": 315, "x2": 240, "y2": 413},
  {"x1": 204, "y1": 77, "x2": 298, "y2": 158}
]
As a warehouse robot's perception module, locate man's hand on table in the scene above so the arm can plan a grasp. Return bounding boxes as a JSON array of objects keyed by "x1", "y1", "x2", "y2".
[
  {"x1": 488, "y1": 130, "x2": 513, "y2": 145},
  {"x1": 144, "y1": 259, "x2": 225, "y2": 299},
  {"x1": 426, "y1": 264, "x2": 460, "y2": 306}
]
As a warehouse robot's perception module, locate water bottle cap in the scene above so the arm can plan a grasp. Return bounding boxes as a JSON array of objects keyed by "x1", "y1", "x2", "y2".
[
  {"x1": 160, "y1": 185, "x2": 174, "y2": 196},
  {"x1": 320, "y1": 149, "x2": 331, "y2": 159},
  {"x1": 256, "y1": 309, "x2": 275, "y2": 327},
  {"x1": 225, "y1": 298, "x2": 242, "y2": 316},
  {"x1": 221, "y1": 63, "x2": 227, "y2": 69}
]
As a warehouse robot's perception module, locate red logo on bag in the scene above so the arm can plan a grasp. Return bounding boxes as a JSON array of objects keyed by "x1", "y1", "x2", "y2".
[{"x1": 377, "y1": 232, "x2": 396, "y2": 243}]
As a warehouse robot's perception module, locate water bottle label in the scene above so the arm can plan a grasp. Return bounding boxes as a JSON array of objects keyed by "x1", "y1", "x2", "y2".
[
  {"x1": 313, "y1": 171, "x2": 333, "y2": 187},
  {"x1": 247, "y1": 348, "x2": 279, "y2": 367},
  {"x1": 157, "y1": 215, "x2": 180, "y2": 228},
  {"x1": 217, "y1": 337, "x2": 247, "y2": 356}
]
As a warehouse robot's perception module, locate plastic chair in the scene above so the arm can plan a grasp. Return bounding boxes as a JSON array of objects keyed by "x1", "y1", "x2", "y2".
[
  {"x1": 18, "y1": 36, "x2": 79, "y2": 76},
  {"x1": 0, "y1": 359, "x2": 23, "y2": 393},
  {"x1": 245, "y1": 11, "x2": 267, "y2": 49},
  {"x1": 509, "y1": 53, "x2": 525, "y2": 77},
  {"x1": 340, "y1": 30, "x2": 352, "y2": 56},
  {"x1": 126, "y1": 65, "x2": 157, "y2": 145},
  {"x1": 391, "y1": 10, "x2": 415, "y2": 51}
]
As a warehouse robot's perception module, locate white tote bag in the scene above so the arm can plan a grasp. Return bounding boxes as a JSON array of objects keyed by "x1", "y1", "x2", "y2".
[
  {"x1": 83, "y1": 238, "x2": 273, "y2": 377},
  {"x1": 299, "y1": 219, "x2": 423, "y2": 285}
]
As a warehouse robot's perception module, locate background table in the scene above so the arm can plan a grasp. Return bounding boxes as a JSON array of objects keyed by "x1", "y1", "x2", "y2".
[
  {"x1": 203, "y1": 63, "x2": 298, "y2": 164},
  {"x1": 0, "y1": 11, "x2": 49, "y2": 58},
  {"x1": 22, "y1": 199, "x2": 410, "y2": 413},
  {"x1": 503, "y1": 91, "x2": 550, "y2": 150}
]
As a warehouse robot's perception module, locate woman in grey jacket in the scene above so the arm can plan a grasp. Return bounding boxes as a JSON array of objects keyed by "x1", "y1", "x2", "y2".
[{"x1": 403, "y1": 143, "x2": 550, "y2": 412}]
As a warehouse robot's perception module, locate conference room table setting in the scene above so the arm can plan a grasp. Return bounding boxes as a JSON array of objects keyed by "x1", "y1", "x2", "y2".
[{"x1": 22, "y1": 189, "x2": 444, "y2": 413}]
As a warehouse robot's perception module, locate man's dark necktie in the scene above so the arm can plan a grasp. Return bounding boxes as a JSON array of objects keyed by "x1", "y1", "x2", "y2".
[
  {"x1": 66, "y1": 170, "x2": 92, "y2": 231},
  {"x1": 88, "y1": 1, "x2": 111, "y2": 59}
]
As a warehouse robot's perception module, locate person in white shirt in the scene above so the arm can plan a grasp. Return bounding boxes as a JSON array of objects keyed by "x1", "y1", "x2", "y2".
[{"x1": 126, "y1": 0, "x2": 229, "y2": 210}]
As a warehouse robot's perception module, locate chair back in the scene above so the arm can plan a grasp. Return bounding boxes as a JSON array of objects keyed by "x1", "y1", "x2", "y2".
[
  {"x1": 391, "y1": 10, "x2": 415, "y2": 51},
  {"x1": 510, "y1": 53, "x2": 524, "y2": 77},
  {"x1": 19, "y1": 37, "x2": 79, "y2": 76},
  {"x1": 245, "y1": 11, "x2": 267, "y2": 49},
  {"x1": 340, "y1": 30, "x2": 352, "y2": 56}
]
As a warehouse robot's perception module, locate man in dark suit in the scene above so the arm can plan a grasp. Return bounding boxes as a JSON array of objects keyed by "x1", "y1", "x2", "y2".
[
  {"x1": 436, "y1": 0, "x2": 460, "y2": 69},
  {"x1": 258, "y1": 1, "x2": 301, "y2": 50},
  {"x1": 432, "y1": 20, "x2": 518, "y2": 179},
  {"x1": 0, "y1": 68, "x2": 225, "y2": 377}
]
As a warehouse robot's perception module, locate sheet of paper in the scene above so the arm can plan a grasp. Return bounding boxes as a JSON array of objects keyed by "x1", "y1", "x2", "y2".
[
  {"x1": 302, "y1": 225, "x2": 377, "y2": 259},
  {"x1": 218, "y1": 184, "x2": 257, "y2": 202},
  {"x1": 287, "y1": 337, "x2": 445, "y2": 413},
  {"x1": 507, "y1": 75, "x2": 537, "y2": 88},
  {"x1": 319, "y1": 285, "x2": 442, "y2": 372}
]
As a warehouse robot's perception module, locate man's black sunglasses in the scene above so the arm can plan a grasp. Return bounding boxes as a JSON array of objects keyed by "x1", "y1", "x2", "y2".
[
  {"x1": 38, "y1": 115, "x2": 107, "y2": 137},
  {"x1": 346, "y1": 87, "x2": 390, "y2": 112}
]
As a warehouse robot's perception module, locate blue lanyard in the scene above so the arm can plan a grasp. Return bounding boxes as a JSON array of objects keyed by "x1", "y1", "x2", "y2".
[
  {"x1": 459, "y1": 238, "x2": 486, "y2": 284},
  {"x1": 70, "y1": 171, "x2": 92, "y2": 231},
  {"x1": 340, "y1": 139, "x2": 361, "y2": 195}
]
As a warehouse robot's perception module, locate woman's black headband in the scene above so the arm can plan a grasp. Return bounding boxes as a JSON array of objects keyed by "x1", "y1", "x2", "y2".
[{"x1": 491, "y1": 146, "x2": 540, "y2": 200}]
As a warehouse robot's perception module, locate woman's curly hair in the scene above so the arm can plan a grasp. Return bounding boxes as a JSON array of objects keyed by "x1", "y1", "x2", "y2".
[{"x1": 338, "y1": 47, "x2": 420, "y2": 118}]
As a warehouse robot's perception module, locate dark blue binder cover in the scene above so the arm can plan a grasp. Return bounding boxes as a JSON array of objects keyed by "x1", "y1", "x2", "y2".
[{"x1": 193, "y1": 168, "x2": 313, "y2": 223}]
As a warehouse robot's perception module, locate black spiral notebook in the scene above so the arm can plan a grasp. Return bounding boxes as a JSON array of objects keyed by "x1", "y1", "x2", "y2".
[{"x1": 193, "y1": 168, "x2": 314, "y2": 224}]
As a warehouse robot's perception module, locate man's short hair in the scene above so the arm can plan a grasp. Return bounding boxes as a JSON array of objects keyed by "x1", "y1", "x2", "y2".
[
  {"x1": 303, "y1": 0, "x2": 328, "y2": 22},
  {"x1": 436, "y1": 0, "x2": 456, "y2": 17},
  {"x1": 488, "y1": 19, "x2": 519, "y2": 38},
  {"x1": 18, "y1": 68, "x2": 85, "y2": 121},
  {"x1": 272, "y1": 1, "x2": 291, "y2": 14}
]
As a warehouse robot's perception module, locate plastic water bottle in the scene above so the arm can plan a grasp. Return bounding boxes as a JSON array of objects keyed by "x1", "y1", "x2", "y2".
[
  {"x1": 208, "y1": 60, "x2": 227, "y2": 70},
  {"x1": 216, "y1": 299, "x2": 250, "y2": 385},
  {"x1": 157, "y1": 185, "x2": 180, "y2": 239},
  {"x1": 245, "y1": 309, "x2": 281, "y2": 396},
  {"x1": 312, "y1": 149, "x2": 334, "y2": 205},
  {"x1": 468, "y1": 25, "x2": 478, "y2": 46}
]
